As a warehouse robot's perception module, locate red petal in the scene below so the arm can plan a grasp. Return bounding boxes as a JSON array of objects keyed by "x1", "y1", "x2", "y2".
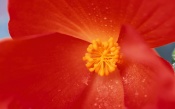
[
  {"x1": 75, "y1": 72, "x2": 125, "y2": 109},
  {"x1": 9, "y1": 0, "x2": 175, "y2": 46},
  {"x1": 124, "y1": 0, "x2": 175, "y2": 47},
  {"x1": 118, "y1": 25, "x2": 175, "y2": 109},
  {"x1": 0, "y1": 33, "x2": 92, "y2": 109},
  {"x1": 157, "y1": 76, "x2": 175, "y2": 109}
]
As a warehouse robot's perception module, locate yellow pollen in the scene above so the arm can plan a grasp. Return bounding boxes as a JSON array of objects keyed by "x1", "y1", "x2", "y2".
[{"x1": 83, "y1": 37, "x2": 121, "y2": 76}]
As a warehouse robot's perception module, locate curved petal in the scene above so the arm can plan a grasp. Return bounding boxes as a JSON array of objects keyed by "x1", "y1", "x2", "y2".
[
  {"x1": 126, "y1": 0, "x2": 175, "y2": 47},
  {"x1": 157, "y1": 76, "x2": 175, "y2": 109},
  {"x1": 118, "y1": 25, "x2": 175, "y2": 109},
  {"x1": 0, "y1": 33, "x2": 93, "y2": 109},
  {"x1": 9, "y1": 0, "x2": 175, "y2": 46},
  {"x1": 75, "y1": 72, "x2": 124, "y2": 109}
]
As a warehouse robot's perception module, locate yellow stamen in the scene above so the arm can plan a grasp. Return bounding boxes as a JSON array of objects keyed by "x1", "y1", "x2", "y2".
[{"x1": 83, "y1": 37, "x2": 121, "y2": 76}]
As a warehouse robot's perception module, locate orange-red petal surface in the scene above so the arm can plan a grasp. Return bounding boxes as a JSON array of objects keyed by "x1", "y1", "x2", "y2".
[
  {"x1": 9, "y1": 0, "x2": 175, "y2": 47},
  {"x1": 77, "y1": 72, "x2": 124, "y2": 109},
  {"x1": 0, "y1": 33, "x2": 93, "y2": 109},
  {"x1": 118, "y1": 25, "x2": 175, "y2": 109},
  {"x1": 0, "y1": 33, "x2": 126, "y2": 109}
]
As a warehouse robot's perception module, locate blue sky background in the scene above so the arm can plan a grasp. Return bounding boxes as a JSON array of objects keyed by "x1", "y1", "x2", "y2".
[
  {"x1": 0, "y1": 0, "x2": 9, "y2": 38},
  {"x1": 0, "y1": 0, "x2": 174, "y2": 63}
]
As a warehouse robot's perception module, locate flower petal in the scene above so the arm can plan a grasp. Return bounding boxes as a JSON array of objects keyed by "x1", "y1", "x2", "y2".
[
  {"x1": 0, "y1": 33, "x2": 92, "y2": 108},
  {"x1": 9, "y1": 0, "x2": 175, "y2": 46},
  {"x1": 118, "y1": 25, "x2": 175, "y2": 109},
  {"x1": 75, "y1": 72, "x2": 124, "y2": 109},
  {"x1": 124, "y1": 0, "x2": 175, "y2": 47}
]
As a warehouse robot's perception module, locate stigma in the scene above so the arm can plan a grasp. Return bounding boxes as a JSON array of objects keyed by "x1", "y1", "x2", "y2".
[{"x1": 83, "y1": 37, "x2": 121, "y2": 76}]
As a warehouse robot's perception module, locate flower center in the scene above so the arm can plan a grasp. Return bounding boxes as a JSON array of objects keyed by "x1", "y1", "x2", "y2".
[{"x1": 83, "y1": 37, "x2": 121, "y2": 76}]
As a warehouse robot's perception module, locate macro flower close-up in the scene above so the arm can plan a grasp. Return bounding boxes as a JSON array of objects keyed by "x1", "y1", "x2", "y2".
[{"x1": 0, "y1": 0, "x2": 175, "y2": 109}]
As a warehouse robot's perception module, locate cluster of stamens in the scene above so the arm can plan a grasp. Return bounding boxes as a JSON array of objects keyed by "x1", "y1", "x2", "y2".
[{"x1": 83, "y1": 37, "x2": 121, "y2": 76}]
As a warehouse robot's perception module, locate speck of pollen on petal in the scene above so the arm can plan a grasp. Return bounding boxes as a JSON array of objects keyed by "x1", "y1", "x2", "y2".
[{"x1": 83, "y1": 37, "x2": 122, "y2": 76}]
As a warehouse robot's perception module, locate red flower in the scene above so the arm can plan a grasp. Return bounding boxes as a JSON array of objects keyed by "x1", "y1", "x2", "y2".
[{"x1": 0, "y1": 0, "x2": 175, "y2": 109}]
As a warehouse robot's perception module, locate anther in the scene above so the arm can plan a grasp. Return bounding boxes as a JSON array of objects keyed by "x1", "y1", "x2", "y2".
[{"x1": 83, "y1": 37, "x2": 121, "y2": 76}]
